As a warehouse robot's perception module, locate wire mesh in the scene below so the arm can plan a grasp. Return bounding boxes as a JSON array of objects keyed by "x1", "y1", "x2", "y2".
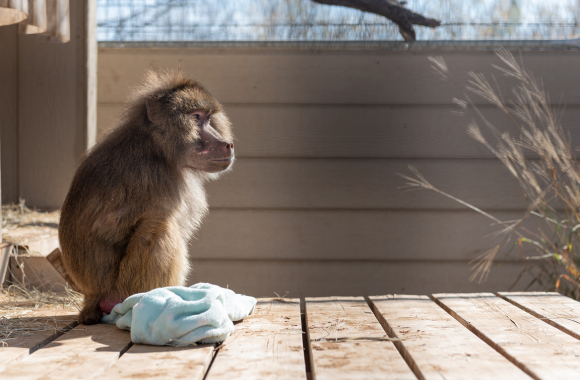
[{"x1": 96, "y1": 0, "x2": 580, "y2": 42}]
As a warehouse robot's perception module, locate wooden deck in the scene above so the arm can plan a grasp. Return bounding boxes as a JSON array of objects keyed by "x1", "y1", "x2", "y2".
[{"x1": 2, "y1": 292, "x2": 580, "y2": 379}]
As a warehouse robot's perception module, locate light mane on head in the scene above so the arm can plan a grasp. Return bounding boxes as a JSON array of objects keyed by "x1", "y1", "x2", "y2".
[
  {"x1": 130, "y1": 69, "x2": 198, "y2": 103},
  {"x1": 117, "y1": 69, "x2": 199, "y2": 128}
]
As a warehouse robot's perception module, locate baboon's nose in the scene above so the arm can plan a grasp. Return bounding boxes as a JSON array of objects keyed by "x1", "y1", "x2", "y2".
[{"x1": 225, "y1": 142, "x2": 234, "y2": 155}]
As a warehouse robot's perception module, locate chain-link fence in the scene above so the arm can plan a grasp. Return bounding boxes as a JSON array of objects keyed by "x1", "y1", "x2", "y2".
[{"x1": 96, "y1": 0, "x2": 580, "y2": 42}]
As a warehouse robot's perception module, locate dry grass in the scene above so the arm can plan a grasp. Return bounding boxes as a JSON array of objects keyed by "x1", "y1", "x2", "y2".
[
  {"x1": 0, "y1": 202, "x2": 80, "y2": 347},
  {"x1": 2, "y1": 201, "x2": 60, "y2": 231},
  {"x1": 0, "y1": 286, "x2": 82, "y2": 347},
  {"x1": 403, "y1": 49, "x2": 580, "y2": 298}
]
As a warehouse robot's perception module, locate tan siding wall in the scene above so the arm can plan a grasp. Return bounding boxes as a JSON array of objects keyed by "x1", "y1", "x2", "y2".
[
  {"x1": 0, "y1": 1, "x2": 96, "y2": 208},
  {"x1": 97, "y1": 47, "x2": 575, "y2": 297}
]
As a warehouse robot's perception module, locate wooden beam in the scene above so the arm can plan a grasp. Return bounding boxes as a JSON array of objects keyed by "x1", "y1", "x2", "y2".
[
  {"x1": 46, "y1": 248, "x2": 80, "y2": 292},
  {"x1": 9, "y1": 255, "x2": 69, "y2": 292},
  {"x1": 0, "y1": 242, "x2": 12, "y2": 287}
]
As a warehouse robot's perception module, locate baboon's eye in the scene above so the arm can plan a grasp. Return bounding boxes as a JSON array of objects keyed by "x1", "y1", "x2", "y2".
[{"x1": 193, "y1": 114, "x2": 200, "y2": 120}]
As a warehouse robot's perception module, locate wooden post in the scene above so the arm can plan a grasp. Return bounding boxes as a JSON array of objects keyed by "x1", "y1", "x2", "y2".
[{"x1": 17, "y1": 0, "x2": 97, "y2": 208}]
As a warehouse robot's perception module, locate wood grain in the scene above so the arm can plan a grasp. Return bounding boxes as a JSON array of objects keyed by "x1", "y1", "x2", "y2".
[
  {"x1": 104, "y1": 344, "x2": 214, "y2": 380},
  {"x1": 0, "y1": 311, "x2": 77, "y2": 373},
  {"x1": 498, "y1": 292, "x2": 580, "y2": 341},
  {"x1": 97, "y1": 49, "x2": 580, "y2": 105},
  {"x1": 0, "y1": 323, "x2": 131, "y2": 380},
  {"x1": 369, "y1": 295, "x2": 530, "y2": 380},
  {"x1": 17, "y1": 0, "x2": 92, "y2": 208},
  {"x1": 205, "y1": 158, "x2": 528, "y2": 210},
  {"x1": 305, "y1": 297, "x2": 414, "y2": 380},
  {"x1": 187, "y1": 261, "x2": 536, "y2": 298},
  {"x1": 9, "y1": 255, "x2": 69, "y2": 292},
  {"x1": 205, "y1": 298, "x2": 305, "y2": 380},
  {"x1": 0, "y1": 242, "x2": 11, "y2": 286},
  {"x1": 433, "y1": 293, "x2": 580, "y2": 380},
  {"x1": 3, "y1": 226, "x2": 59, "y2": 257},
  {"x1": 98, "y1": 103, "x2": 580, "y2": 159},
  {"x1": 191, "y1": 209, "x2": 537, "y2": 261},
  {"x1": 46, "y1": 248, "x2": 80, "y2": 292}
]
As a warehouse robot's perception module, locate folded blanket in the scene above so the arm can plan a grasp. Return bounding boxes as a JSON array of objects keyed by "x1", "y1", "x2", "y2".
[{"x1": 101, "y1": 283, "x2": 257, "y2": 346}]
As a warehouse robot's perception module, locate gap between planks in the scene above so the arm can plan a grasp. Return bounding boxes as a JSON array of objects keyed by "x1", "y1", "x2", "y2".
[
  {"x1": 0, "y1": 323, "x2": 132, "y2": 380},
  {"x1": 497, "y1": 292, "x2": 580, "y2": 342},
  {"x1": 304, "y1": 296, "x2": 415, "y2": 380},
  {"x1": 368, "y1": 295, "x2": 530, "y2": 380},
  {"x1": 432, "y1": 293, "x2": 580, "y2": 380},
  {"x1": 204, "y1": 298, "x2": 306, "y2": 380},
  {"x1": 103, "y1": 343, "x2": 215, "y2": 380},
  {"x1": 5, "y1": 293, "x2": 580, "y2": 380},
  {"x1": 0, "y1": 311, "x2": 78, "y2": 373}
]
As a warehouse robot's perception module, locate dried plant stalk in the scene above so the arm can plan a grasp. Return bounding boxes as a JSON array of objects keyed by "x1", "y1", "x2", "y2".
[{"x1": 403, "y1": 49, "x2": 580, "y2": 298}]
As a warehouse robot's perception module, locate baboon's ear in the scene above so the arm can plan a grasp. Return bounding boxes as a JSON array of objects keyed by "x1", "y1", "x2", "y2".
[{"x1": 146, "y1": 98, "x2": 162, "y2": 123}]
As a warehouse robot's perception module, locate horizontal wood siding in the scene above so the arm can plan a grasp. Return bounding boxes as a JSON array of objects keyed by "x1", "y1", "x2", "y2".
[
  {"x1": 187, "y1": 261, "x2": 535, "y2": 298},
  {"x1": 98, "y1": 46, "x2": 579, "y2": 296},
  {"x1": 99, "y1": 103, "x2": 580, "y2": 159},
  {"x1": 98, "y1": 49, "x2": 580, "y2": 105},
  {"x1": 190, "y1": 210, "x2": 536, "y2": 261}
]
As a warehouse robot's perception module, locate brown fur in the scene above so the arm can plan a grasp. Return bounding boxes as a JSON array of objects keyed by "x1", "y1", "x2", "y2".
[{"x1": 59, "y1": 69, "x2": 234, "y2": 324}]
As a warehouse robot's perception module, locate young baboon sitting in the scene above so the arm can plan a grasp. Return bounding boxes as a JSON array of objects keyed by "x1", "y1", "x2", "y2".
[{"x1": 59, "y1": 70, "x2": 234, "y2": 324}]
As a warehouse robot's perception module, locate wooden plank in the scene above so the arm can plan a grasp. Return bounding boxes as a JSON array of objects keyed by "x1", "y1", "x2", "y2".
[
  {"x1": 498, "y1": 292, "x2": 580, "y2": 341},
  {"x1": 305, "y1": 297, "x2": 414, "y2": 380},
  {"x1": 9, "y1": 255, "x2": 69, "y2": 292},
  {"x1": 46, "y1": 248, "x2": 80, "y2": 292},
  {"x1": 104, "y1": 344, "x2": 214, "y2": 380},
  {"x1": 433, "y1": 293, "x2": 580, "y2": 380},
  {"x1": 369, "y1": 295, "x2": 530, "y2": 380},
  {"x1": 205, "y1": 298, "x2": 305, "y2": 379},
  {"x1": 97, "y1": 49, "x2": 580, "y2": 105},
  {"x1": 0, "y1": 24, "x2": 18, "y2": 204},
  {"x1": 0, "y1": 242, "x2": 12, "y2": 286},
  {"x1": 0, "y1": 323, "x2": 131, "y2": 379},
  {"x1": 17, "y1": 0, "x2": 93, "y2": 209},
  {"x1": 0, "y1": 311, "x2": 77, "y2": 373},
  {"x1": 98, "y1": 103, "x2": 580, "y2": 159},
  {"x1": 205, "y1": 158, "x2": 526, "y2": 210},
  {"x1": 188, "y1": 261, "x2": 535, "y2": 299},
  {"x1": 3, "y1": 226, "x2": 60, "y2": 257},
  {"x1": 192, "y1": 210, "x2": 537, "y2": 261}
]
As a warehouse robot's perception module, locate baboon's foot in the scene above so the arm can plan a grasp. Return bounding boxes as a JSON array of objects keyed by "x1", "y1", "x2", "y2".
[{"x1": 78, "y1": 301, "x2": 103, "y2": 325}]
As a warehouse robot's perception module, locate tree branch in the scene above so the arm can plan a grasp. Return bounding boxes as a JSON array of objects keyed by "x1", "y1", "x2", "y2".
[{"x1": 311, "y1": 0, "x2": 441, "y2": 41}]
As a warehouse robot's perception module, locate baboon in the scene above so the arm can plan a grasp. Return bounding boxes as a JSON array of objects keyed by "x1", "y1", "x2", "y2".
[{"x1": 59, "y1": 70, "x2": 234, "y2": 324}]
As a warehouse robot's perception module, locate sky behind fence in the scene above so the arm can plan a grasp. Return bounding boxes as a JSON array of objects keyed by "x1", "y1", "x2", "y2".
[{"x1": 96, "y1": 0, "x2": 580, "y2": 42}]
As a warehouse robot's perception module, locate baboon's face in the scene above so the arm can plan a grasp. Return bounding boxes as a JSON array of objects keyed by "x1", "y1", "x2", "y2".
[{"x1": 185, "y1": 110, "x2": 234, "y2": 173}]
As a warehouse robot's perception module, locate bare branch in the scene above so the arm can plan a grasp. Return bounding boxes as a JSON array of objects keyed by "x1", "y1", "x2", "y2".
[{"x1": 311, "y1": 0, "x2": 441, "y2": 41}]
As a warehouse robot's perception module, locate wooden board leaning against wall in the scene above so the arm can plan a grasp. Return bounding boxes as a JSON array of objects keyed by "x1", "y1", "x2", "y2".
[{"x1": 97, "y1": 46, "x2": 580, "y2": 296}]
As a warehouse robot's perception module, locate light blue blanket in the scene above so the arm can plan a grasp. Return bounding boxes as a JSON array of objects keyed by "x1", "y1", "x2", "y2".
[{"x1": 101, "y1": 283, "x2": 257, "y2": 346}]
